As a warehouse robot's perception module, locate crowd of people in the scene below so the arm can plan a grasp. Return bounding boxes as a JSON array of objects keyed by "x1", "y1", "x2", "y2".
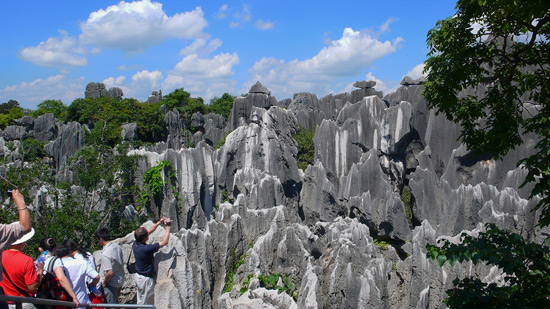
[{"x1": 0, "y1": 190, "x2": 172, "y2": 308}]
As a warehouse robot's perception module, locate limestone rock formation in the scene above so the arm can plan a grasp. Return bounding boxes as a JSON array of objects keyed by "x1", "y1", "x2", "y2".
[
  {"x1": 148, "y1": 90, "x2": 163, "y2": 104},
  {"x1": 14, "y1": 80, "x2": 540, "y2": 308},
  {"x1": 85, "y1": 82, "x2": 108, "y2": 99}
]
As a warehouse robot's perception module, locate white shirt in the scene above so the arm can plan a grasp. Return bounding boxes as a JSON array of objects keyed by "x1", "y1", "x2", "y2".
[
  {"x1": 74, "y1": 252, "x2": 97, "y2": 284},
  {"x1": 62, "y1": 256, "x2": 99, "y2": 304}
]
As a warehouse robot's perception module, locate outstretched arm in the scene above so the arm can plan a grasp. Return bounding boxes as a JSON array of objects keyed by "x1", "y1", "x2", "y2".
[
  {"x1": 12, "y1": 190, "x2": 30, "y2": 232},
  {"x1": 158, "y1": 218, "x2": 171, "y2": 248},
  {"x1": 147, "y1": 217, "x2": 166, "y2": 235}
]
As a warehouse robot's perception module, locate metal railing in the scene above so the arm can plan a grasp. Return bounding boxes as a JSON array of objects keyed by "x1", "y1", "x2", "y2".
[{"x1": 0, "y1": 295, "x2": 155, "y2": 308}]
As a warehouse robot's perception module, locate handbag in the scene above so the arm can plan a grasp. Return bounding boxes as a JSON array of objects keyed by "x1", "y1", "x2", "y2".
[{"x1": 126, "y1": 244, "x2": 136, "y2": 274}]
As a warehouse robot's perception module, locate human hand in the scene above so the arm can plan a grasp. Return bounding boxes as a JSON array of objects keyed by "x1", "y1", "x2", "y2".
[
  {"x1": 73, "y1": 298, "x2": 80, "y2": 308},
  {"x1": 11, "y1": 189, "x2": 25, "y2": 207},
  {"x1": 35, "y1": 261, "x2": 44, "y2": 273}
]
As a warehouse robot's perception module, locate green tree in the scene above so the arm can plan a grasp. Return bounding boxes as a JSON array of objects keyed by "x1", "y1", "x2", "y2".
[
  {"x1": 208, "y1": 93, "x2": 235, "y2": 120},
  {"x1": 426, "y1": 224, "x2": 550, "y2": 308},
  {"x1": 0, "y1": 107, "x2": 24, "y2": 129},
  {"x1": 423, "y1": 0, "x2": 550, "y2": 225},
  {"x1": 293, "y1": 126, "x2": 316, "y2": 170},
  {"x1": 423, "y1": 0, "x2": 550, "y2": 307},
  {"x1": 32, "y1": 99, "x2": 67, "y2": 121},
  {"x1": 0, "y1": 99, "x2": 20, "y2": 114}
]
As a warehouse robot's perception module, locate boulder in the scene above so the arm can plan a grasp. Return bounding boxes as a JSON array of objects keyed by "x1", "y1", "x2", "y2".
[
  {"x1": 108, "y1": 87, "x2": 124, "y2": 100},
  {"x1": 84, "y1": 82, "x2": 108, "y2": 99},
  {"x1": 353, "y1": 80, "x2": 376, "y2": 89}
]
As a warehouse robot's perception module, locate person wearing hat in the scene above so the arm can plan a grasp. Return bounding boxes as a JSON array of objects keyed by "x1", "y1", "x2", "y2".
[
  {"x1": 0, "y1": 189, "x2": 31, "y2": 283},
  {"x1": 0, "y1": 226, "x2": 41, "y2": 309}
]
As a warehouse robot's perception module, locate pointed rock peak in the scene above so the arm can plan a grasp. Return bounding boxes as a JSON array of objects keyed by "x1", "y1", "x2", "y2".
[
  {"x1": 353, "y1": 80, "x2": 376, "y2": 89},
  {"x1": 249, "y1": 81, "x2": 271, "y2": 95}
]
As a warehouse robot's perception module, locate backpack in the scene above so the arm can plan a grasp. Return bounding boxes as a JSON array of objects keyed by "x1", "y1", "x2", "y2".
[{"x1": 40, "y1": 257, "x2": 72, "y2": 304}]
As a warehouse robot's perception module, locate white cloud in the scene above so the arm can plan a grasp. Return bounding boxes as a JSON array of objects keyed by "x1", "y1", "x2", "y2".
[
  {"x1": 79, "y1": 0, "x2": 207, "y2": 52},
  {"x1": 19, "y1": 35, "x2": 87, "y2": 68},
  {"x1": 103, "y1": 75, "x2": 127, "y2": 86},
  {"x1": 216, "y1": 4, "x2": 229, "y2": 19},
  {"x1": 405, "y1": 63, "x2": 426, "y2": 80},
  {"x1": 163, "y1": 52, "x2": 239, "y2": 100},
  {"x1": 247, "y1": 27, "x2": 402, "y2": 99},
  {"x1": 116, "y1": 64, "x2": 145, "y2": 71},
  {"x1": 229, "y1": 21, "x2": 240, "y2": 29},
  {"x1": 179, "y1": 37, "x2": 222, "y2": 56},
  {"x1": 0, "y1": 75, "x2": 86, "y2": 109},
  {"x1": 132, "y1": 70, "x2": 163, "y2": 88},
  {"x1": 255, "y1": 19, "x2": 274, "y2": 30},
  {"x1": 233, "y1": 4, "x2": 251, "y2": 23},
  {"x1": 380, "y1": 17, "x2": 397, "y2": 34}
]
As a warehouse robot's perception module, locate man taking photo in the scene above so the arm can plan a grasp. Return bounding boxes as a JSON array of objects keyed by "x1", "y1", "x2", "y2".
[{"x1": 132, "y1": 217, "x2": 171, "y2": 306}]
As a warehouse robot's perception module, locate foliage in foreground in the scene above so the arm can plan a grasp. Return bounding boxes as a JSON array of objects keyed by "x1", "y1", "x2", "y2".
[
  {"x1": 423, "y1": 0, "x2": 550, "y2": 226},
  {"x1": 426, "y1": 223, "x2": 550, "y2": 308},
  {"x1": 423, "y1": 0, "x2": 550, "y2": 307}
]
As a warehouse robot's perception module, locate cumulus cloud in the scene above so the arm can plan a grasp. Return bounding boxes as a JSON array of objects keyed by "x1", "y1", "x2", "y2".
[
  {"x1": 163, "y1": 52, "x2": 239, "y2": 99},
  {"x1": 255, "y1": 19, "x2": 274, "y2": 30},
  {"x1": 103, "y1": 75, "x2": 127, "y2": 87},
  {"x1": 405, "y1": 63, "x2": 426, "y2": 80},
  {"x1": 0, "y1": 75, "x2": 86, "y2": 109},
  {"x1": 247, "y1": 27, "x2": 402, "y2": 99},
  {"x1": 19, "y1": 35, "x2": 87, "y2": 68},
  {"x1": 132, "y1": 70, "x2": 163, "y2": 88},
  {"x1": 179, "y1": 37, "x2": 222, "y2": 56},
  {"x1": 79, "y1": 0, "x2": 207, "y2": 52}
]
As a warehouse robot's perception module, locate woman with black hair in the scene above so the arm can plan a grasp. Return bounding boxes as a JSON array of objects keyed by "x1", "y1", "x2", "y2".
[
  {"x1": 37, "y1": 237, "x2": 79, "y2": 308},
  {"x1": 60, "y1": 239, "x2": 99, "y2": 306}
]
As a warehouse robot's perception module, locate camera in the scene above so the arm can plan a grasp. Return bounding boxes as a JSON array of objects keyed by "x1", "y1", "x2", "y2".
[
  {"x1": 7, "y1": 190, "x2": 12, "y2": 198},
  {"x1": 163, "y1": 219, "x2": 171, "y2": 226}
]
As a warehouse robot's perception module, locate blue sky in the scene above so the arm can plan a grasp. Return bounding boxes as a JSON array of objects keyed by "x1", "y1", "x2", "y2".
[{"x1": 0, "y1": 0, "x2": 456, "y2": 109}]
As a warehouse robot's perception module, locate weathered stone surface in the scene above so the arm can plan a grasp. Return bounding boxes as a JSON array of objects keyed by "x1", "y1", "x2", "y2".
[
  {"x1": 192, "y1": 112, "x2": 226, "y2": 148},
  {"x1": 228, "y1": 93, "x2": 278, "y2": 131},
  {"x1": 249, "y1": 81, "x2": 271, "y2": 95},
  {"x1": 165, "y1": 109, "x2": 182, "y2": 149},
  {"x1": 44, "y1": 122, "x2": 85, "y2": 172},
  {"x1": 121, "y1": 122, "x2": 138, "y2": 141},
  {"x1": 34, "y1": 113, "x2": 58, "y2": 142},
  {"x1": 32, "y1": 80, "x2": 543, "y2": 308},
  {"x1": 84, "y1": 82, "x2": 108, "y2": 99},
  {"x1": 216, "y1": 106, "x2": 300, "y2": 202},
  {"x1": 147, "y1": 90, "x2": 163, "y2": 104},
  {"x1": 353, "y1": 80, "x2": 376, "y2": 89},
  {"x1": 108, "y1": 87, "x2": 124, "y2": 100}
]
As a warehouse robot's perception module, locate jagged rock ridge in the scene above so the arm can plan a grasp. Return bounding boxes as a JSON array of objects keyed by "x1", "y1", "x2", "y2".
[{"x1": 1, "y1": 80, "x2": 545, "y2": 308}]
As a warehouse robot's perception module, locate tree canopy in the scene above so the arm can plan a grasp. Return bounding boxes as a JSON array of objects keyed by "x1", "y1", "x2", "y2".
[
  {"x1": 423, "y1": 0, "x2": 550, "y2": 307},
  {"x1": 423, "y1": 0, "x2": 550, "y2": 225}
]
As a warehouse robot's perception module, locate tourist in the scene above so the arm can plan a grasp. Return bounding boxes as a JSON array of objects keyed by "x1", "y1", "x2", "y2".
[
  {"x1": 133, "y1": 217, "x2": 171, "y2": 305},
  {"x1": 0, "y1": 189, "x2": 31, "y2": 283},
  {"x1": 95, "y1": 227, "x2": 124, "y2": 308},
  {"x1": 39, "y1": 237, "x2": 79, "y2": 308},
  {"x1": 0, "y1": 226, "x2": 41, "y2": 309},
  {"x1": 59, "y1": 240, "x2": 100, "y2": 305}
]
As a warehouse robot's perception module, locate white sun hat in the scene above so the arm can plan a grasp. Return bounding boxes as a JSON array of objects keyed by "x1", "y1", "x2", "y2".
[{"x1": 11, "y1": 222, "x2": 35, "y2": 245}]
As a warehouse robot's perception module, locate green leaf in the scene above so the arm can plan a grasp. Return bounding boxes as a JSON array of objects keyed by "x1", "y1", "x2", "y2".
[{"x1": 437, "y1": 255, "x2": 447, "y2": 267}]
